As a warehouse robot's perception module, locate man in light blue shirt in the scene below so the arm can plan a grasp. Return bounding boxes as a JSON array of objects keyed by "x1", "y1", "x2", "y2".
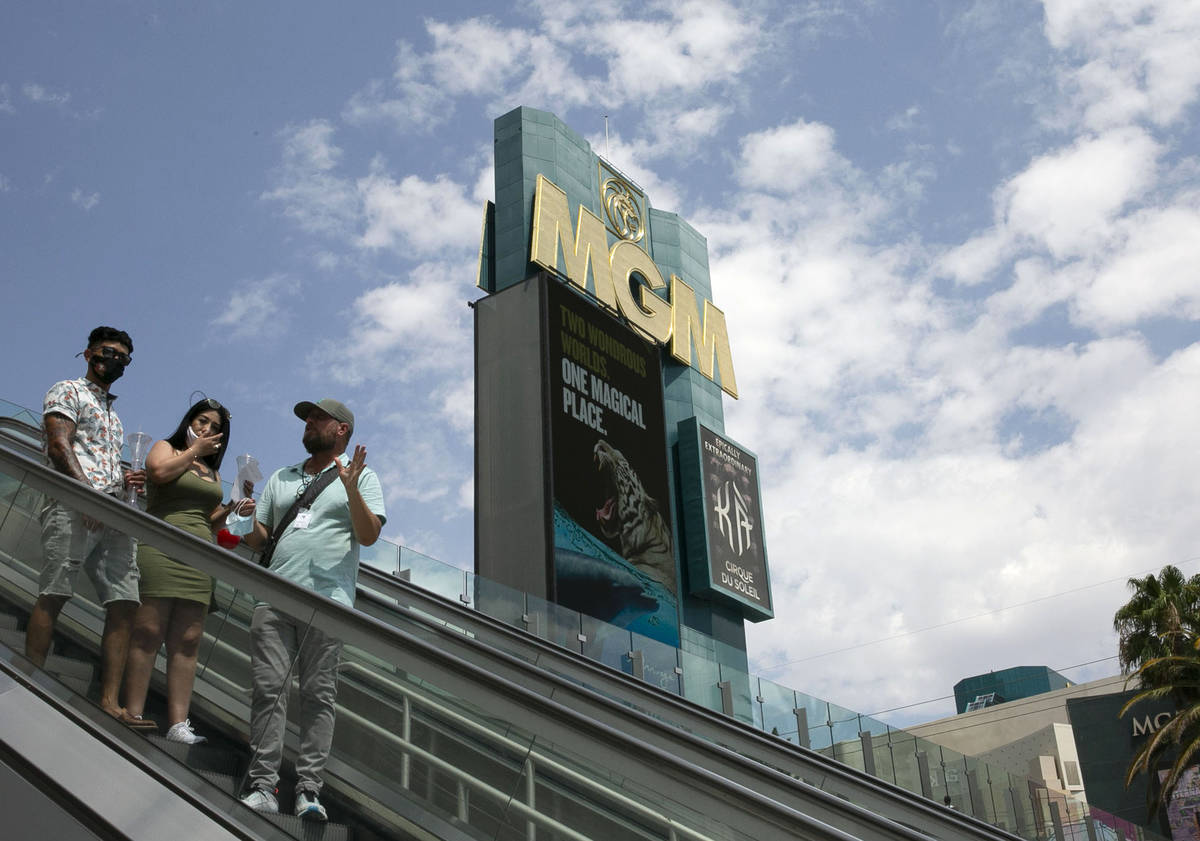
[{"x1": 241, "y1": 398, "x2": 386, "y2": 821}]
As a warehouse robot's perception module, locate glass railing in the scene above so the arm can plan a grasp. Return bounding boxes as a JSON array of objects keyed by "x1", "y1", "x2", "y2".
[
  {"x1": 1, "y1": 448, "x2": 814, "y2": 841},
  {"x1": 0, "y1": 400, "x2": 1166, "y2": 841}
]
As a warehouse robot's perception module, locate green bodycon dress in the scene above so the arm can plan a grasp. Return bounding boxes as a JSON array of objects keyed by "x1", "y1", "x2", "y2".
[{"x1": 135, "y1": 468, "x2": 221, "y2": 606}]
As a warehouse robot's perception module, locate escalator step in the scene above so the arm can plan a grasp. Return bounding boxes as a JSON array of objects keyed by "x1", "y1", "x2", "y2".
[
  {"x1": 146, "y1": 734, "x2": 244, "y2": 777},
  {"x1": 195, "y1": 769, "x2": 240, "y2": 796},
  {"x1": 0, "y1": 627, "x2": 46, "y2": 653},
  {"x1": 52, "y1": 673, "x2": 91, "y2": 695},
  {"x1": 258, "y1": 812, "x2": 351, "y2": 841},
  {"x1": 0, "y1": 629, "x2": 93, "y2": 688},
  {"x1": 43, "y1": 652, "x2": 94, "y2": 681}
]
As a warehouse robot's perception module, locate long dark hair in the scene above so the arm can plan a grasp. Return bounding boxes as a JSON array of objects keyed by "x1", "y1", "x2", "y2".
[{"x1": 164, "y1": 398, "x2": 231, "y2": 472}]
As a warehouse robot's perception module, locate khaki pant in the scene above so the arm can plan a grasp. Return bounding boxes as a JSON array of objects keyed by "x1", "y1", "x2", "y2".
[
  {"x1": 40, "y1": 500, "x2": 139, "y2": 604},
  {"x1": 246, "y1": 605, "x2": 342, "y2": 795}
]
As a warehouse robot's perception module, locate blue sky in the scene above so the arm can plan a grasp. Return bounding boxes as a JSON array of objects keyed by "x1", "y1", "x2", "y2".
[{"x1": 3, "y1": 0, "x2": 1199, "y2": 726}]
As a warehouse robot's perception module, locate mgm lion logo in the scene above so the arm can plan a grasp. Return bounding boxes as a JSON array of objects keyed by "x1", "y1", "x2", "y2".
[
  {"x1": 601, "y1": 177, "x2": 645, "y2": 244},
  {"x1": 592, "y1": 439, "x2": 675, "y2": 591}
]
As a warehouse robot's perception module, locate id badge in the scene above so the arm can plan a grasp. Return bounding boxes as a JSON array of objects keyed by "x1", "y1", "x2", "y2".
[{"x1": 294, "y1": 508, "x2": 313, "y2": 530}]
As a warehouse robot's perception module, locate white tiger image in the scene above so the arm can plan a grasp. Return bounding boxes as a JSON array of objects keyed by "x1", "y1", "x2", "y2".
[{"x1": 592, "y1": 439, "x2": 676, "y2": 592}]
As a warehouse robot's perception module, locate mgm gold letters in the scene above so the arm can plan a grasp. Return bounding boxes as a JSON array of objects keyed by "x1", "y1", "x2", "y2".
[{"x1": 530, "y1": 175, "x2": 738, "y2": 399}]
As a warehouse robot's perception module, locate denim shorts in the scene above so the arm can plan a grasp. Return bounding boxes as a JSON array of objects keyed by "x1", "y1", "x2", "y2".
[{"x1": 39, "y1": 500, "x2": 140, "y2": 604}]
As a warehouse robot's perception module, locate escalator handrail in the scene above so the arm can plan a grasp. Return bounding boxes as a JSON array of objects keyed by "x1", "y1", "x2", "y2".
[
  {"x1": 0, "y1": 644, "x2": 298, "y2": 841},
  {"x1": 353, "y1": 567, "x2": 1027, "y2": 841},
  {"x1": 0, "y1": 441, "x2": 912, "y2": 841}
]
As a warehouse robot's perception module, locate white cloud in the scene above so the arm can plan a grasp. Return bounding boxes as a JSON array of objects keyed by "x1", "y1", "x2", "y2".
[
  {"x1": 0, "y1": 173, "x2": 11, "y2": 193},
  {"x1": 627, "y1": 104, "x2": 733, "y2": 161},
  {"x1": 1076, "y1": 201, "x2": 1200, "y2": 327},
  {"x1": 342, "y1": 0, "x2": 761, "y2": 145},
  {"x1": 345, "y1": 23, "x2": 588, "y2": 131},
  {"x1": 439, "y1": 376, "x2": 474, "y2": 433},
  {"x1": 936, "y1": 230, "x2": 1013, "y2": 287},
  {"x1": 936, "y1": 128, "x2": 1161, "y2": 283},
  {"x1": 0, "y1": 83, "x2": 14, "y2": 115},
  {"x1": 1000, "y1": 128, "x2": 1160, "y2": 259},
  {"x1": 358, "y1": 168, "x2": 482, "y2": 255},
  {"x1": 324, "y1": 261, "x2": 474, "y2": 386},
  {"x1": 747, "y1": 342, "x2": 1200, "y2": 718},
  {"x1": 209, "y1": 274, "x2": 296, "y2": 339},
  {"x1": 456, "y1": 476, "x2": 473, "y2": 512},
  {"x1": 369, "y1": 422, "x2": 476, "y2": 547},
  {"x1": 704, "y1": 65, "x2": 1199, "y2": 718},
  {"x1": 23, "y1": 82, "x2": 71, "y2": 106},
  {"x1": 420, "y1": 19, "x2": 537, "y2": 97},
  {"x1": 313, "y1": 250, "x2": 341, "y2": 271},
  {"x1": 264, "y1": 123, "x2": 487, "y2": 261},
  {"x1": 261, "y1": 120, "x2": 359, "y2": 238},
  {"x1": 70, "y1": 188, "x2": 99, "y2": 211},
  {"x1": 736, "y1": 119, "x2": 845, "y2": 193},
  {"x1": 886, "y1": 105, "x2": 921, "y2": 133},
  {"x1": 1043, "y1": 0, "x2": 1200, "y2": 129},
  {"x1": 590, "y1": 0, "x2": 759, "y2": 99},
  {"x1": 343, "y1": 72, "x2": 444, "y2": 131}
]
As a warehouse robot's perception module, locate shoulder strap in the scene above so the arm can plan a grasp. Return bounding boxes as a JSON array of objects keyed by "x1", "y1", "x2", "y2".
[{"x1": 271, "y1": 467, "x2": 340, "y2": 543}]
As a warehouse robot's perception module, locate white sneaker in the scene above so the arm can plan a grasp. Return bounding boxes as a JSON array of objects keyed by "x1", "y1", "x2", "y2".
[
  {"x1": 241, "y1": 788, "x2": 279, "y2": 814},
  {"x1": 295, "y1": 790, "x2": 327, "y2": 821},
  {"x1": 164, "y1": 719, "x2": 207, "y2": 745}
]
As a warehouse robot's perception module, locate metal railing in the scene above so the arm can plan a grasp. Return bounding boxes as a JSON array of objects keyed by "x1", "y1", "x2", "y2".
[
  {"x1": 0, "y1": 402, "x2": 1141, "y2": 841},
  {"x1": 1, "y1": 404, "x2": 1148, "y2": 841},
  {"x1": 0, "y1": 441, "x2": 940, "y2": 841}
]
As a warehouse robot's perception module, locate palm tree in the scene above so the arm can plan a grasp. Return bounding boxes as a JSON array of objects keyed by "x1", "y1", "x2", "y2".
[
  {"x1": 1113, "y1": 565, "x2": 1200, "y2": 688},
  {"x1": 1122, "y1": 640, "x2": 1200, "y2": 813}
]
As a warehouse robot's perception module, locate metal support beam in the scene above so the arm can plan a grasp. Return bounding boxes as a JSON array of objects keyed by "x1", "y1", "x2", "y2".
[
  {"x1": 627, "y1": 649, "x2": 643, "y2": 680},
  {"x1": 718, "y1": 681, "x2": 734, "y2": 717},
  {"x1": 916, "y1": 752, "x2": 932, "y2": 799},
  {"x1": 1004, "y1": 789, "x2": 1025, "y2": 836},
  {"x1": 1050, "y1": 802, "x2": 1066, "y2": 841},
  {"x1": 794, "y1": 707, "x2": 811, "y2": 748},
  {"x1": 859, "y1": 732, "x2": 877, "y2": 777}
]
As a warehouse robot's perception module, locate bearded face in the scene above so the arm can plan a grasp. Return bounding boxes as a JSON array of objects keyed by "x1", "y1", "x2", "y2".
[{"x1": 302, "y1": 424, "x2": 337, "y2": 454}]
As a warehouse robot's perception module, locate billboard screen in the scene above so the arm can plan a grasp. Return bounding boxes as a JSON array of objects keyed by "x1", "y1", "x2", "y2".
[
  {"x1": 678, "y1": 418, "x2": 773, "y2": 621},
  {"x1": 546, "y1": 277, "x2": 679, "y2": 647}
]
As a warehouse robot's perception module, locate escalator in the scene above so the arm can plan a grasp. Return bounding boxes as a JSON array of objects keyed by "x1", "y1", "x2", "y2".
[{"x1": 0, "y1": 424, "x2": 1054, "y2": 841}]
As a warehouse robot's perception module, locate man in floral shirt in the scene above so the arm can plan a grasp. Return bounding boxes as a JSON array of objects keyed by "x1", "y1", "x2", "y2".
[{"x1": 25, "y1": 326, "x2": 152, "y2": 729}]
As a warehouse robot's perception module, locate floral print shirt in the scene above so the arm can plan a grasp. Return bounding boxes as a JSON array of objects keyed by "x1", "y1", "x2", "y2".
[{"x1": 43, "y1": 377, "x2": 125, "y2": 494}]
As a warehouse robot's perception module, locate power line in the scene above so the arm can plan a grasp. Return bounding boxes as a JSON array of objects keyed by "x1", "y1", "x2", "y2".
[
  {"x1": 771, "y1": 658, "x2": 1133, "y2": 740},
  {"x1": 881, "y1": 669, "x2": 1136, "y2": 742},
  {"x1": 862, "y1": 655, "x2": 1120, "y2": 718},
  {"x1": 755, "y1": 556, "x2": 1200, "y2": 674}
]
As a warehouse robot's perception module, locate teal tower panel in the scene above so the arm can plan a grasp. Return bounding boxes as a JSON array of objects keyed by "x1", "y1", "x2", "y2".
[{"x1": 479, "y1": 106, "x2": 755, "y2": 675}]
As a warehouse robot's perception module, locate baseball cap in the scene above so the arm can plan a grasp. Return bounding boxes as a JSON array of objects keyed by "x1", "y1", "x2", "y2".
[{"x1": 294, "y1": 398, "x2": 355, "y2": 435}]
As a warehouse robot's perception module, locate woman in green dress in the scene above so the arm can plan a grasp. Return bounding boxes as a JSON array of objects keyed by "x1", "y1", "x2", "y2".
[{"x1": 122, "y1": 398, "x2": 254, "y2": 743}]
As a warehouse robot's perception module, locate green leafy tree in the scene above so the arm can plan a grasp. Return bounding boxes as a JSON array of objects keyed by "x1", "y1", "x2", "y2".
[
  {"x1": 1114, "y1": 565, "x2": 1200, "y2": 688},
  {"x1": 1122, "y1": 640, "x2": 1200, "y2": 813}
]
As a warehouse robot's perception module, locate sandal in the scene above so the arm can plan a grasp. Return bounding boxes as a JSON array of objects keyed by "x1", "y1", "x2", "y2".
[{"x1": 105, "y1": 708, "x2": 158, "y2": 730}]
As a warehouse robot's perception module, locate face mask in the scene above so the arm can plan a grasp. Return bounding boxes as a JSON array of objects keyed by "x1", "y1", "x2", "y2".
[
  {"x1": 92, "y1": 358, "x2": 126, "y2": 384},
  {"x1": 88, "y1": 346, "x2": 130, "y2": 385}
]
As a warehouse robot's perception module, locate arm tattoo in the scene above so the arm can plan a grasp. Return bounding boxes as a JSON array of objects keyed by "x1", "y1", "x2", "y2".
[{"x1": 44, "y1": 414, "x2": 89, "y2": 483}]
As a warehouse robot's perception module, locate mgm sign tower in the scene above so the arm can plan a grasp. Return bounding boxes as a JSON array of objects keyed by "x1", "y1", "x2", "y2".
[{"x1": 475, "y1": 107, "x2": 771, "y2": 675}]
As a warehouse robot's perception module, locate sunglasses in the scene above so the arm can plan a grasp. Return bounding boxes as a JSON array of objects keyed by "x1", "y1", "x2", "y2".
[
  {"x1": 91, "y1": 346, "x2": 132, "y2": 365},
  {"x1": 198, "y1": 397, "x2": 231, "y2": 419}
]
